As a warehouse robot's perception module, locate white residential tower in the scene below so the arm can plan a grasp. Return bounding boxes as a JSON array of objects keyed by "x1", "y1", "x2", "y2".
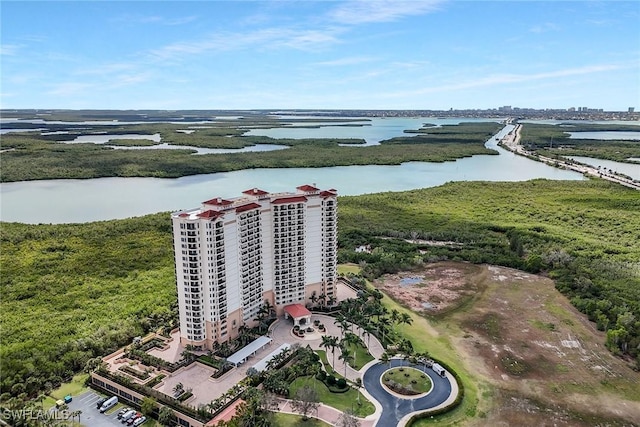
[{"x1": 171, "y1": 185, "x2": 337, "y2": 350}]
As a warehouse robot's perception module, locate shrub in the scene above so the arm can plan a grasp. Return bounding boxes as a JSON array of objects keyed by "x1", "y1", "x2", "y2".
[
  {"x1": 336, "y1": 378, "x2": 347, "y2": 388},
  {"x1": 177, "y1": 391, "x2": 193, "y2": 402},
  {"x1": 326, "y1": 375, "x2": 336, "y2": 386}
]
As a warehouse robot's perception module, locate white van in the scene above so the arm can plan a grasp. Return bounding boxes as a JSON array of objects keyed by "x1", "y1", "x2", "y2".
[
  {"x1": 99, "y1": 396, "x2": 118, "y2": 413},
  {"x1": 120, "y1": 410, "x2": 136, "y2": 422}
]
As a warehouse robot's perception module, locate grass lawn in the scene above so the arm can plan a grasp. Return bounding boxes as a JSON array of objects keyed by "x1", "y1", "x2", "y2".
[
  {"x1": 382, "y1": 367, "x2": 432, "y2": 395},
  {"x1": 43, "y1": 373, "x2": 90, "y2": 409},
  {"x1": 272, "y1": 412, "x2": 332, "y2": 427},
  {"x1": 337, "y1": 264, "x2": 484, "y2": 425},
  {"x1": 289, "y1": 376, "x2": 375, "y2": 418},
  {"x1": 316, "y1": 350, "x2": 337, "y2": 377},
  {"x1": 345, "y1": 341, "x2": 374, "y2": 370},
  {"x1": 338, "y1": 263, "x2": 361, "y2": 275}
]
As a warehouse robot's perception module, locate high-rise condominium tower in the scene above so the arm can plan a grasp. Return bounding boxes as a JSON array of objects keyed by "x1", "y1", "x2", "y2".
[{"x1": 171, "y1": 185, "x2": 337, "y2": 350}]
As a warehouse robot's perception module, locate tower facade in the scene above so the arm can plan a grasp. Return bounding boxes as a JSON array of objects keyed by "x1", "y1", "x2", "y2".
[{"x1": 171, "y1": 185, "x2": 337, "y2": 350}]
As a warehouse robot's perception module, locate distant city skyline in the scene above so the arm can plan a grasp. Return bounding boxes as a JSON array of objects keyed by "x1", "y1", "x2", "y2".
[{"x1": 2, "y1": 1, "x2": 639, "y2": 110}]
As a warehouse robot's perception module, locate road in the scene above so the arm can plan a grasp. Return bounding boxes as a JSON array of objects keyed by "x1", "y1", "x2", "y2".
[
  {"x1": 362, "y1": 359, "x2": 453, "y2": 427},
  {"x1": 500, "y1": 122, "x2": 640, "y2": 190}
]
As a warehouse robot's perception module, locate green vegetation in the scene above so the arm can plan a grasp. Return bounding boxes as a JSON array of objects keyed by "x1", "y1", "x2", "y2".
[
  {"x1": 289, "y1": 376, "x2": 374, "y2": 418},
  {"x1": 382, "y1": 367, "x2": 432, "y2": 395},
  {"x1": 519, "y1": 122, "x2": 640, "y2": 163},
  {"x1": 106, "y1": 138, "x2": 161, "y2": 147},
  {"x1": 343, "y1": 340, "x2": 374, "y2": 370},
  {"x1": 272, "y1": 413, "x2": 332, "y2": 427},
  {"x1": 0, "y1": 213, "x2": 177, "y2": 402},
  {"x1": 0, "y1": 120, "x2": 499, "y2": 182},
  {"x1": 337, "y1": 179, "x2": 640, "y2": 367},
  {"x1": 2, "y1": 178, "x2": 639, "y2": 424},
  {"x1": 390, "y1": 121, "x2": 502, "y2": 144}
]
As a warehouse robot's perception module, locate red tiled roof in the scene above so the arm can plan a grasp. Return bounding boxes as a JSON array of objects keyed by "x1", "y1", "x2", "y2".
[
  {"x1": 320, "y1": 190, "x2": 337, "y2": 198},
  {"x1": 197, "y1": 210, "x2": 223, "y2": 219},
  {"x1": 284, "y1": 303, "x2": 311, "y2": 319},
  {"x1": 202, "y1": 197, "x2": 233, "y2": 206},
  {"x1": 242, "y1": 188, "x2": 269, "y2": 196},
  {"x1": 271, "y1": 195, "x2": 308, "y2": 205},
  {"x1": 297, "y1": 184, "x2": 319, "y2": 192},
  {"x1": 235, "y1": 202, "x2": 261, "y2": 213}
]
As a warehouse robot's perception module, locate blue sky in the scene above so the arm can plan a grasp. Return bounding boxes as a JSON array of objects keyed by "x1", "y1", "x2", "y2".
[{"x1": 1, "y1": 1, "x2": 639, "y2": 110}]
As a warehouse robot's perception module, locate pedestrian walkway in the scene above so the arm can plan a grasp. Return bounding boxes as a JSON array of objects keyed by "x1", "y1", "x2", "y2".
[
  {"x1": 269, "y1": 313, "x2": 379, "y2": 382},
  {"x1": 275, "y1": 397, "x2": 378, "y2": 427},
  {"x1": 268, "y1": 312, "x2": 459, "y2": 427}
]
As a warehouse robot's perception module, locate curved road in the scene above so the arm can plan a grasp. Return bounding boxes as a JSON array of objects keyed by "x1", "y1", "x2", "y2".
[
  {"x1": 501, "y1": 122, "x2": 640, "y2": 190},
  {"x1": 363, "y1": 359, "x2": 452, "y2": 427}
]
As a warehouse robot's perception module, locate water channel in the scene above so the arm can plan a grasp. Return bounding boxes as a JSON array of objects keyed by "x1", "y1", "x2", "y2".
[{"x1": 1, "y1": 121, "x2": 591, "y2": 224}]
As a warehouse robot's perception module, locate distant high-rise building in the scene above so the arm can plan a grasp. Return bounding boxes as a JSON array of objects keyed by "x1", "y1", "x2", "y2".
[
  {"x1": 629, "y1": 107, "x2": 635, "y2": 113},
  {"x1": 171, "y1": 185, "x2": 338, "y2": 349}
]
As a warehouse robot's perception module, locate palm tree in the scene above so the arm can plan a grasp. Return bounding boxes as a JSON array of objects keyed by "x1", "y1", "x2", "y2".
[
  {"x1": 262, "y1": 299, "x2": 275, "y2": 318},
  {"x1": 390, "y1": 309, "x2": 400, "y2": 329},
  {"x1": 323, "y1": 336, "x2": 339, "y2": 370},
  {"x1": 399, "y1": 339, "x2": 413, "y2": 366},
  {"x1": 181, "y1": 346, "x2": 195, "y2": 362},
  {"x1": 334, "y1": 315, "x2": 349, "y2": 339},
  {"x1": 377, "y1": 316, "x2": 391, "y2": 345},
  {"x1": 327, "y1": 295, "x2": 337, "y2": 307},
  {"x1": 37, "y1": 393, "x2": 46, "y2": 410},
  {"x1": 172, "y1": 382, "x2": 184, "y2": 395},
  {"x1": 310, "y1": 292, "x2": 318, "y2": 308},
  {"x1": 399, "y1": 312, "x2": 413, "y2": 329},
  {"x1": 158, "y1": 406, "x2": 176, "y2": 426},
  {"x1": 320, "y1": 335, "x2": 333, "y2": 358},
  {"x1": 379, "y1": 351, "x2": 390, "y2": 367},
  {"x1": 338, "y1": 348, "x2": 354, "y2": 378},
  {"x1": 318, "y1": 292, "x2": 327, "y2": 307},
  {"x1": 341, "y1": 332, "x2": 361, "y2": 369}
]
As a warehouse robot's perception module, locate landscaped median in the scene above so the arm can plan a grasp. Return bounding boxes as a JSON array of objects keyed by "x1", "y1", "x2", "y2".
[{"x1": 289, "y1": 376, "x2": 375, "y2": 418}]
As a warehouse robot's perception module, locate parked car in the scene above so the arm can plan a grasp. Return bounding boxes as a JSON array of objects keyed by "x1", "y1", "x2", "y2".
[
  {"x1": 133, "y1": 416, "x2": 147, "y2": 426},
  {"x1": 120, "y1": 410, "x2": 136, "y2": 423},
  {"x1": 96, "y1": 397, "x2": 107, "y2": 409},
  {"x1": 118, "y1": 408, "x2": 132, "y2": 419},
  {"x1": 127, "y1": 413, "x2": 142, "y2": 425}
]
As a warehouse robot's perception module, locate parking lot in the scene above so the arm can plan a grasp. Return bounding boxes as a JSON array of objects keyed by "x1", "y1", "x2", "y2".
[{"x1": 66, "y1": 390, "x2": 132, "y2": 427}]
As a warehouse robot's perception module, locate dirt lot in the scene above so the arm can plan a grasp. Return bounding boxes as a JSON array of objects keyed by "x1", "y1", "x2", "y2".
[
  {"x1": 374, "y1": 262, "x2": 640, "y2": 426},
  {"x1": 373, "y1": 262, "x2": 483, "y2": 315}
]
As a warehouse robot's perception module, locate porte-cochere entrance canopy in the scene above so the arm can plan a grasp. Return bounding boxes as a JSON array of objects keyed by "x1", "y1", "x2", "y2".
[{"x1": 283, "y1": 304, "x2": 311, "y2": 326}]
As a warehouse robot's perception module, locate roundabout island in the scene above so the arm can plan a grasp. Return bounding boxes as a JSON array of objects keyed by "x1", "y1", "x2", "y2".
[
  {"x1": 270, "y1": 312, "x2": 460, "y2": 427},
  {"x1": 363, "y1": 358, "x2": 456, "y2": 427}
]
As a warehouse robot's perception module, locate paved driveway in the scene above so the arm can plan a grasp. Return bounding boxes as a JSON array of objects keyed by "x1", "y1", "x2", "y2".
[
  {"x1": 363, "y1": 359, "x2": 452, "y2": 427},
  {"x1": 66, "y1": 391, "x2": 129, "y2": 427}
]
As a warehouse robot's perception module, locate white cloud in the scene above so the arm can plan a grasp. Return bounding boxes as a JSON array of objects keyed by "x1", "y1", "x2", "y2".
[
  {"x1": 1, "y1": 44, "x2": 22, "y2": 56},
  {"x1": 46, "y1": 82, "x2": 95, "y2": 97},
  {"x1": 380, "y1": 64, "x2": 624, "y2": 99},
  {"x1": 148, "y1": 27, "x2": 343, "y2": 61},
  {"x1": 390, "y1": 60, "x2": 431, "y2": 69},
  {"x1": 112, "y1": 14, "x2": 197, "y2": 26},
  {"x1": 314, "y1": 56, "x2": 378, "y2": 66},
  {"x1": 329, "y1": 0, "x2": 445, "y2": 25},
  {"x1": 529, "y1": 22, "x2": 560, "y2": 33}
]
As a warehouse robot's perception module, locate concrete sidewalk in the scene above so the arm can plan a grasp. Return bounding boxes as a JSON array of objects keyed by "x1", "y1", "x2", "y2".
[{"x1": 276, "y1": 397, "x2": 378, "y2": 427}]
